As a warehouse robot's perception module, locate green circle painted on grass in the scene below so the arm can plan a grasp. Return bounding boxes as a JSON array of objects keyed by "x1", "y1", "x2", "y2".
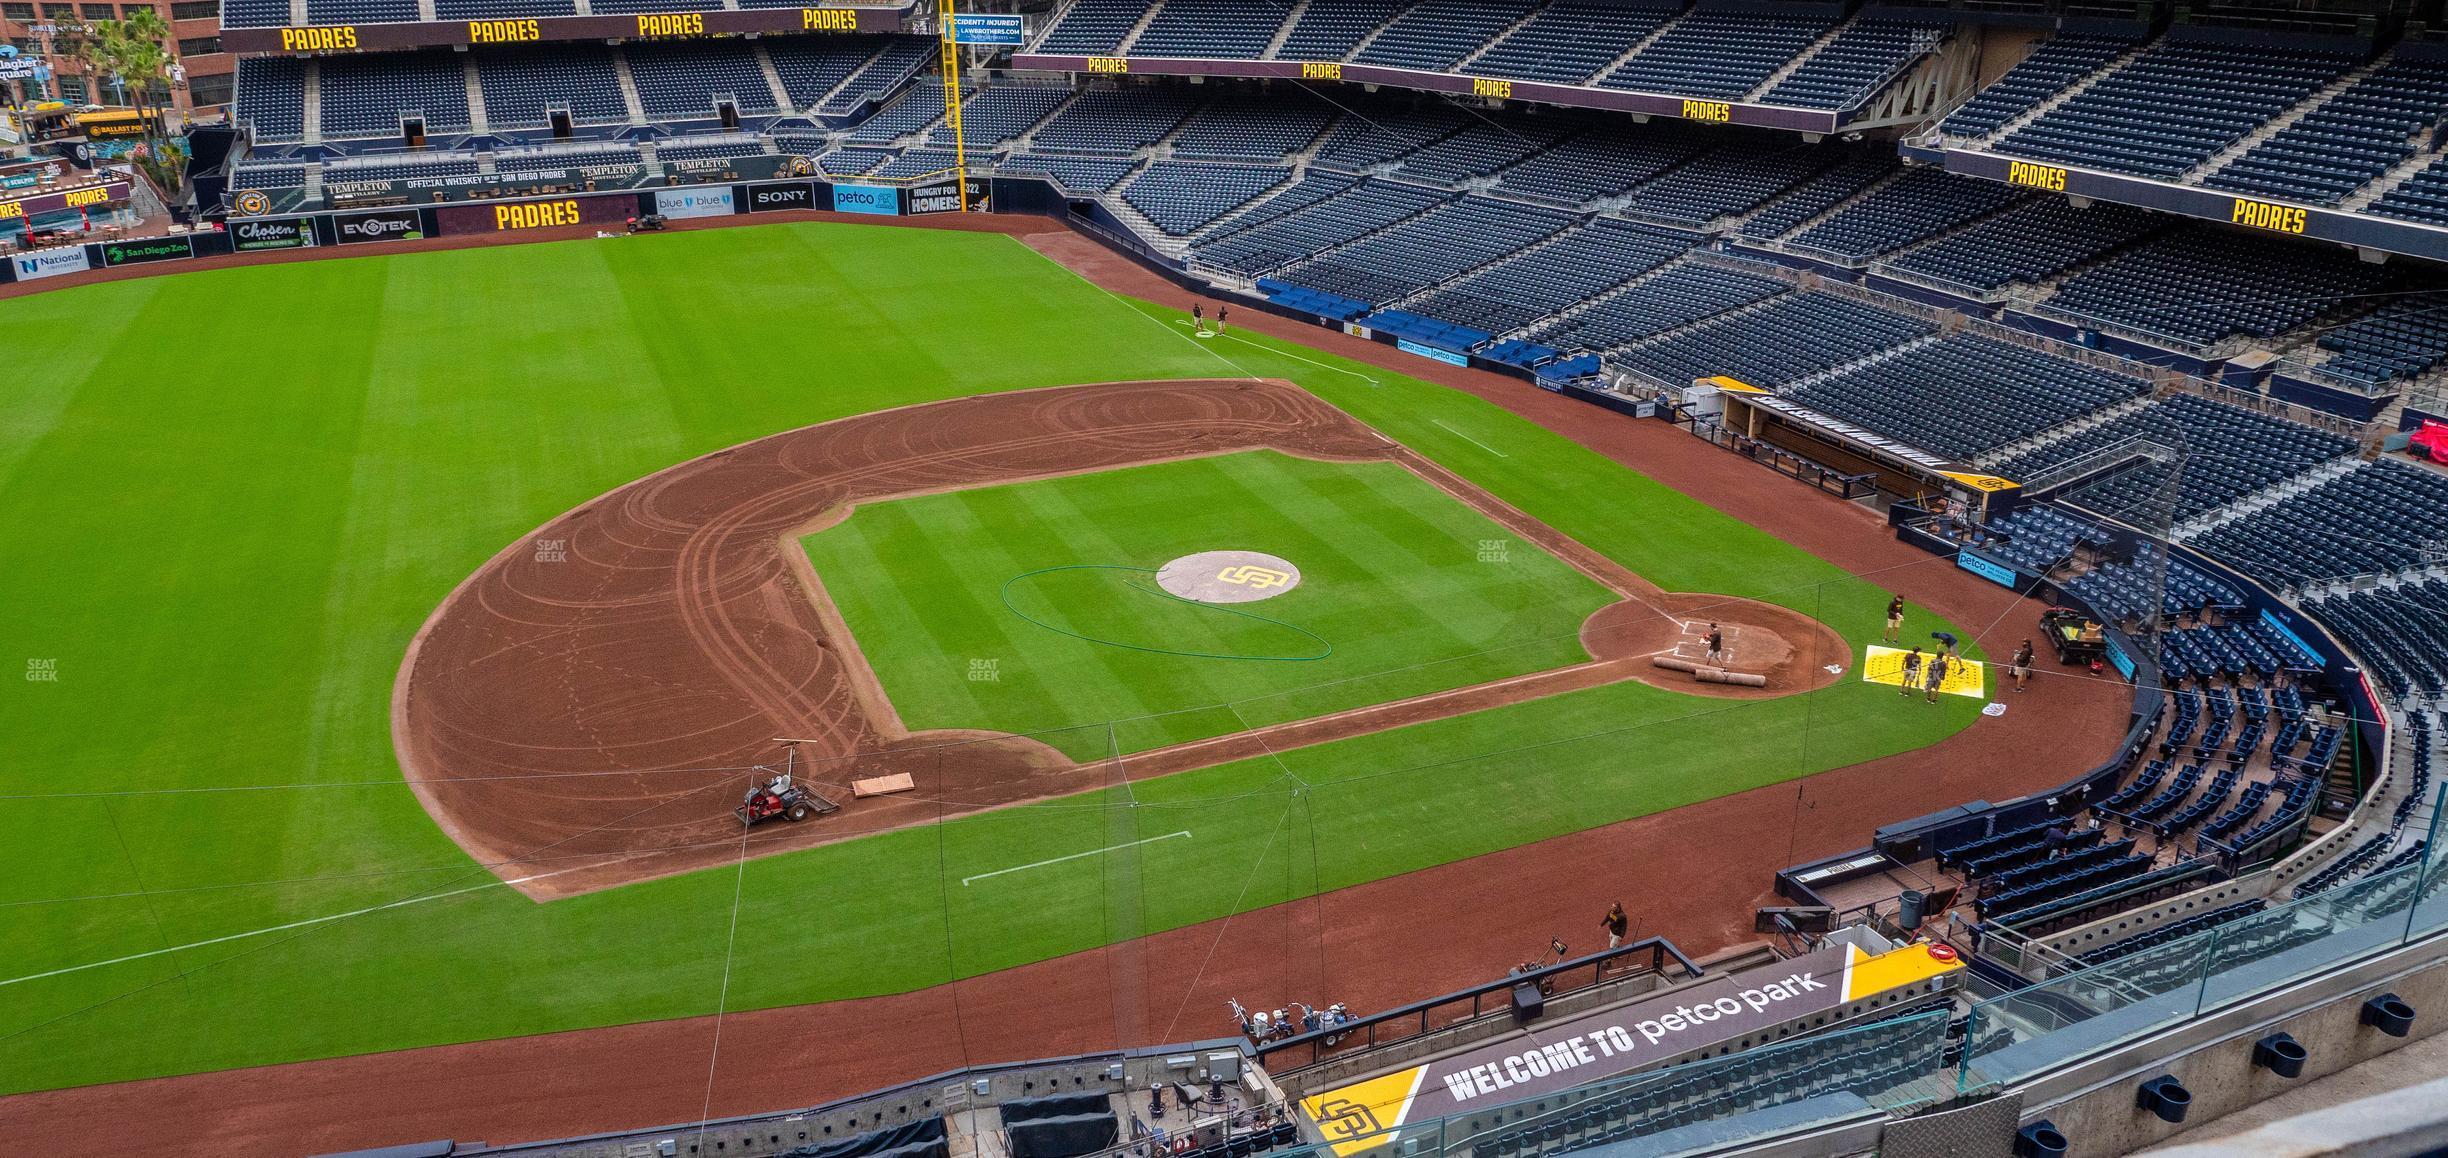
[{"x1": 998, "y1": 565, "x2": 1332, "y2": 662}]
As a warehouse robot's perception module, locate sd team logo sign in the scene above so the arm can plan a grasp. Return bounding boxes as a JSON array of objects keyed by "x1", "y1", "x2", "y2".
[{"x1": 1156, "y1": 551, "x2": 1301, "y2": 604}]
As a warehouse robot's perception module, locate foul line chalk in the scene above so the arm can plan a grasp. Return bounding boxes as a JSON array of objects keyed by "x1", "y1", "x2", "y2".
[
  {"x1": 1431, "y1": 419, "x2": 1509, "y2": 458},
  {"x1": 961, "y1": 831, "x2": 1192, "y2": 886}
]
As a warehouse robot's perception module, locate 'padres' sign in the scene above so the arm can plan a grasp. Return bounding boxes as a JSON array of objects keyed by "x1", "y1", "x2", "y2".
[{"x1": 1217, "y1": 565, "x2": 1292, "y2": 590}]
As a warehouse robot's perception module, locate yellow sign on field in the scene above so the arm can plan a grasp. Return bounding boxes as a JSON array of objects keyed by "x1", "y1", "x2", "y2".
[{"x1": 1861, "y1": 644, "x2": 1986, "y2": 698}]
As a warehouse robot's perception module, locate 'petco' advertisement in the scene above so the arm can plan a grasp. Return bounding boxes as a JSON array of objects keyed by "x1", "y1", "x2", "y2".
[{"x1": 11, "y1": 246, "x2": 90, "y2": 281}]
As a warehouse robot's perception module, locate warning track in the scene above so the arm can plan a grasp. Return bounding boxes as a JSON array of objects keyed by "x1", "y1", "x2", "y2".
[{"x1": 394, "y1": 378, "x2": 1841, "y2": 898}]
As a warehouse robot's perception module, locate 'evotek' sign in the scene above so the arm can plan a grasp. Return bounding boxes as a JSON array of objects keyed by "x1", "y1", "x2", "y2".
[{"x1": 335, "y1": 208, "x2": 423, "y2": 244}]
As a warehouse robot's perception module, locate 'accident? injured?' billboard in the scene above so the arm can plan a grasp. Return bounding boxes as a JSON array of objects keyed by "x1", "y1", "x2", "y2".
[{"x1": 1299, "y1": 942, "x2": 1962, "y2": 1155}]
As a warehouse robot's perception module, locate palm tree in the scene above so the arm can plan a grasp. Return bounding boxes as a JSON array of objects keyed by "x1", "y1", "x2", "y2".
[{"x1": 78, "y1": 8, "x2": 172, "y2": 139}]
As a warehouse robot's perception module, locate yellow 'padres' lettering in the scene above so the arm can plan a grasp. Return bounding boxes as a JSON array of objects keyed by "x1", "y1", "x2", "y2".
[
  {"x1": 1301, "y1": 61, "x2": 1342, "y2": 80},
  {"x1": 0, "y1": 201, "x2": 24, "y2": 219},
  {"x1": 1680, "y1": 99, "x2": 1731, "y2": 122},
  {"x1": 1472, "y1": 76, "x2": 1513, "y2": 98},
  {"x1": 494, "y1": 199, "x2": 582, "y2": 230},
  {"x1": 1087, "y1": 55, "x2": 1128, "y2": 73},
  {"x1": 63, "y1": 187, "x2": 111, "y2": 208},
  {"x1": 802, "y1": 7, "x2": 857, "y2": 29},
  {"x1": 2005, "y1": 160, "x2": 2068, "y2": 192},
  {"x1": 635, "y1": 12, "x2": 703, "y2": 35},
  {"x1": 468, "y1": 18, "x2": 539, "y2": 41},
  {"x1": 280, "y1": 25, "x2": 358, "y2": 50},
  {"x1": 2231, "y1": 197, "x2": 2308, "y2": 235}
]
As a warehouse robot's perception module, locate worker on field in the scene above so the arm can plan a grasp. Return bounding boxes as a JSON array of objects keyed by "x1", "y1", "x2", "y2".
[
  {"x1": 1704, "y1": 624, "x2": 1725, "y2": 666},
  {"x1": 2012, "y1": 640, "x2": 2036, "y2": 694},
  {"x1": 1884, "y1": 595, "x2": 1905, "y2": 643},
  {"x1": 1925, "y1": 652, "x2": 1951, "y2": 703},
  {"x1": 1899, "y1": 647, "x2": 1923, "y2": 696},
  {"x1": 1602, "y1": 901, "x2": 1628, "y2": 949}
]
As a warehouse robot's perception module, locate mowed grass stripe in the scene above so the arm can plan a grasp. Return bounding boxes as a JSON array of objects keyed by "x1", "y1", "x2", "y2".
[
  {"x1": 0, "y1": 225, "x2": 1977, "y2": 1094},
  {"x1": 800, "y1": 452, "x2": 1615, "y2": 752}
]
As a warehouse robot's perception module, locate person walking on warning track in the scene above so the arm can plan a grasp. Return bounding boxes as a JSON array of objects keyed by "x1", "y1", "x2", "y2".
[
  {"x1": 2012, "y1": 639, "x2": 2036, "y2": 694},
  {"x1": 1925, "y1": 651, "x2": 1952, "y2": 703},
  {"x1": 1705, "y1": 624, "x2": 1725, "y2": 665},
  {"x1": 1603, "y1": 901, "x2": 1629, "y2": 949},
  {"x1": 1899, "y1": 646, "x2": 1923, "y2": 696}
]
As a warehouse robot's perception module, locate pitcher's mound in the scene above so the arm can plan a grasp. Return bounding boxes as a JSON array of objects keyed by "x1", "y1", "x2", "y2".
[{"x1": 1157, "y1": 550, "x2": 1302, "y2": 604}]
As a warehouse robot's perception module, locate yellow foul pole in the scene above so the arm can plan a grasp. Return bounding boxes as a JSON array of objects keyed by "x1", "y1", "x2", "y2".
[{"x1": 937, "y1": 0, "x2": 969, "y2": 211}]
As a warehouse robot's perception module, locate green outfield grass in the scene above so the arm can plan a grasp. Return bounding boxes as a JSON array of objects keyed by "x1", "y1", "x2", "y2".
[
  {"x1": 801, "y1": 451, "x2": 1615, "y2": 755},
  {"x1": 0, "y1": 222, "x2": 1983, "y2": 1095}
]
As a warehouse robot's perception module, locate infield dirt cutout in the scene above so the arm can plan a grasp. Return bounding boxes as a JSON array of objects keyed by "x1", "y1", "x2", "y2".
[{"x1": 394, "y1": 379, "x2": 1848, "y2": 898}]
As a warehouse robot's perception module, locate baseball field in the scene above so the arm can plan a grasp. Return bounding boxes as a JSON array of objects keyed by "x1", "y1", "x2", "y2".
[{"x1": 0, "y1": 220, "x2": 1986, "y2": 1100}]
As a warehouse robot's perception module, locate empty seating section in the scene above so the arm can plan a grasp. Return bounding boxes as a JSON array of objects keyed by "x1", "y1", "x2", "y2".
[
  {"x1": 1170, "y1": 100, "x2": 1335, "y2": 161},
  {"x1": 2370, "y1": 150, "x2": 2448, "y2": 224},
  {"x1": 1353, "y1": 0, "x2": 1539, "y2": 72},
  {"x1": 219, "y1": 0, "x2": 294, "y2": 28},
  {"x1": 1735, "y1": 150, "x2": 1898, "y2": 239},
  {"x1": 1031, "y1": 90, "x2": 1199, "y2": 154},
  {"x1": 627, "y1": 42, "x2": 779, "y2": 119},
  {"x1": 1281, "y1": 196, "x2": 1576, "y2": 306},
  {"x1": 1786, "y1": 168, "x2": 2022, "y2": 259},
  {"x1": 1997, "y1": 41, "x2": 2356, "y2": 180},
  {"x1": 1787, "y1": 337, "x2": 2149, "y2": 458},
  {"x1": 1938, "y1": 34, "x2": 2131, "y2": 138},
  {"x1": 324, "y1": 157, "x2": 480, "y2": 183},
  {"x1": 236, "y1": 58, "x2": 305, "y2": 142},
  {"x1": 1277, "y1": 0, "x2": 1406, "y2": 61},
  {"x1": 1623, "y1": 138, "x2": 1833, "y2": 226},
  {"x1": 817, "y1": 148, "x2": 893, "y2": 176},
  {"x1": 230, "y1": 162, "x2": 307, "y2": 188},
  {"x1": 1761, "y1": 20, "x2": 1942, "y2": 110},
  {"x1": 2313, "y1": 298, "x2": 2448, "y2": 389},
  {"x1": 1601, "y1": 11, "x2": 1835, "y2": 99},
  {"x1": 2044, "y1": 228, "x2": 2391, "y2": 347},
  {"x1": 1194, "y1": 178, "x2": 1446, "y2": 274},
  {"x1": 1881, "y1": 200, "x2": 2162, "y2": 292},
  {"x1": 1312, "y1": 106, "x2": 1466, "y2": 170},
  {"x1": 1129, "y1": 0, "x2": 1286, "y2": 58},
  {"x1": 943, "y1": 87, "x2": 1073, "y2": 147},
  {"x1": 1187, "y1": 170, "x2": 1357, "y2": 243},
  {"x1": 2206, "y1": 56, "x2": 2448, "y2": 205},
  {"x1": 1036, "y1": 0, "x2": 1151, "y2": 55},
  {"x1": 476, "y1": 46, "x2": 628, "y2": 127},
  {"x1": 1397, "y1": 121, "x2": 1570, "y2": 184},
  {"x1": 307, "y1": 0, "x2": 416, "y2": 24},
  {"x1": 1494, "y1": 125, "x2": 1708, "y2": 204},
  {"x1": 1617, "y1": 293, "x2": 1936, "y2": 387},
  {"x1": 1121, "y1": 163, "x2": 1288, "y2": 234},
  {"x1": 1530, "y1": 262, "x2": 1790, "y2": 352},
  {"x1": 435, "y1": 0, "x2": 571, "y2": 17},
  {"x1": 819, "y1": 38, "x2": 937, "y2": 116},
  {"x1": 1462, "y1": 0, "x2": 1676, "y2": 83},
  {"x1": 1992, "y1": 394, "x2": 2355, "y2": 522},
  {"x1": 1404, "y1": 220, "x2": 1693, "y2": 335},
  {"x1": 995, "y1": 153, "x2": 1141, "y2": 191},
  {"x1": 849, "y1": 81, "x2": 949, "y2": 144},
  {"x1": 495, "y1": 145, "x2": 638, "y2": 173},
  {"x1": 2191, "y1": 461, "x2": 2448, "y2": 586},
  {"x1": 655, "y1": 137, "x2": 765, "y2": 163},
  {"x1": 766, "y1": 36, "x2": 890, "y2": 110},
  {"x1": 874, "y1": 148, "x2": 958, "y2": 179},
  {"x1": 2314, "y1": 583, "x2": 2448, "y2": 698},
  {"x1": 319, "y1": 52, "x2": 471, "y2": 139}
]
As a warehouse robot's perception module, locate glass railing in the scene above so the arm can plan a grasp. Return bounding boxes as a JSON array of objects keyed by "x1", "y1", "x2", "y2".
[
  {"x1": 1961, "y1": 785, "x2": 2448, "y2": 1093},
  {"x1": 1282, "y1": 791, "x2": 2447, "y2": 1156}
]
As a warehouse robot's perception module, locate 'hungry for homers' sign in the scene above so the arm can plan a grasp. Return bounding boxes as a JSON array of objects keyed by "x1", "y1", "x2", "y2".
[{"x1": 1298, "y1": 943, "x2": 1963, "y2": 1155}]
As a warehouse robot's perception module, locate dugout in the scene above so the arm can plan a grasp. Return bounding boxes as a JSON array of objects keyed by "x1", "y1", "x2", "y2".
[{"x1": 1705, "y1": 380, "x2": 2027, "y2": 517}]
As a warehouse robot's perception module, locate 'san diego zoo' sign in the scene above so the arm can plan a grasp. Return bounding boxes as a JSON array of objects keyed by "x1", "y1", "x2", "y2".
[{"x1": 100, "y1": 236, "x2": 193, "y2": 266}]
